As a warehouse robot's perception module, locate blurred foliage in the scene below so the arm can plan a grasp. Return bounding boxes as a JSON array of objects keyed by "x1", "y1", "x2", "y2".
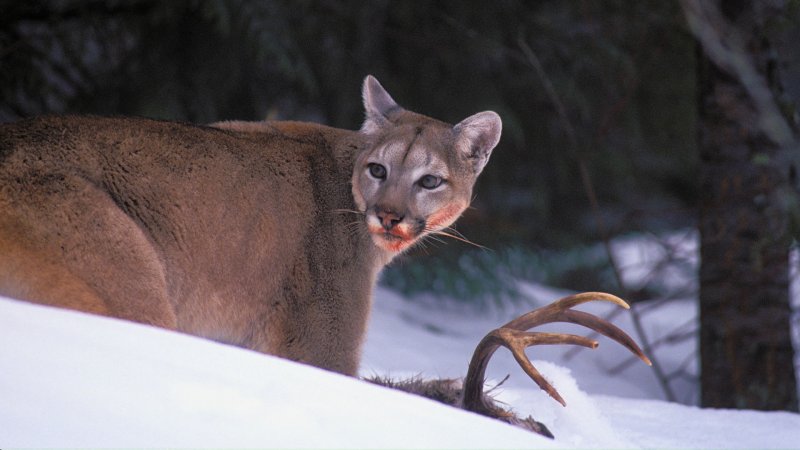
[{"x1": 380, "y1": 244, "x2": 618, "y2": 309}]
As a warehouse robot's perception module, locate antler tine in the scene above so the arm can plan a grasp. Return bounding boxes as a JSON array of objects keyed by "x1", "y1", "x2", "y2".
[
  {"x1": 462, "y1": 292, "x2": 651, "y2": 413},
  {"x1": 562, "y1": 309, "x2": 652, "y2": 366},
  {"x1": 463, "y1": 329, "x2": 598, "y2": 411},
  {"x1": 504, "y1": 292, "x2": 651, "y2": 365},
  {"x1": 502, "y1": 292, "x2": 629, "y2": 330}
]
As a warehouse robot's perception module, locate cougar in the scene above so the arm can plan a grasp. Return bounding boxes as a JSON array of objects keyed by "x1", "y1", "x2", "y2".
[{"x1": 0, "y1": 76, "x2": 501, "y2": 376}]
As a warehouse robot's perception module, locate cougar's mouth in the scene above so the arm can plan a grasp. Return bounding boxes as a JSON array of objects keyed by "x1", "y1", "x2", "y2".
[
  {"x1": 368, "y1": 226, "x2": 416, "y2": 253},
  {"x1": 366, "y1": 218, "x2": 423, "y2": 253}
]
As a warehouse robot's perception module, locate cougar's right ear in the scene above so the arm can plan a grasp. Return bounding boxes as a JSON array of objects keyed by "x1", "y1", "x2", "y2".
[
  {"x1": 361, "y1": 75, "x2": 402, "y2": 134},
  {"x1": 454, "y1": 111, "x2": 502, "y2": 176}
]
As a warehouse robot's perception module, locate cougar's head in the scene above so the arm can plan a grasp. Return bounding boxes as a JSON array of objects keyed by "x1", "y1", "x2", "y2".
[{"x1": 352, "y1": 76, "x2": 502, "y2": 255}]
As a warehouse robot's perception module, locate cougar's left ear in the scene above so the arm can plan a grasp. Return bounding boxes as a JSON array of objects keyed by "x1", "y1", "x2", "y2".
[
  {"x1": 361, "y1": 75, "x2": 403, "y2": 134},
  {"x1": 454, "y1": 111, "x2": 502, "y2": 175}
]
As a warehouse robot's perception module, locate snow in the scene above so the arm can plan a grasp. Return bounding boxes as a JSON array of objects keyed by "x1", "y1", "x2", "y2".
[
  {"x1": 1, "y1": 234, "x2": 800, "y2": 448},
  {"x1": 0, "y1": 296, "x2": 555, "y2": 449},
  {"x1": 363, "y1": 285, "x2": 800, "y2": 448}
]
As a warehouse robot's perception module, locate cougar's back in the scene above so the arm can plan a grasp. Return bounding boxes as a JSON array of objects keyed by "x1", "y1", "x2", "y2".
[{"x1": 0, "y1": 115, "x2": 376, "y2": 374}]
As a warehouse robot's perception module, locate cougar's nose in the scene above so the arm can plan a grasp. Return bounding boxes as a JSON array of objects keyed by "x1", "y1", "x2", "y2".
[{"x1": 375, "y1": 206, "x2": 404, "y2": 230}]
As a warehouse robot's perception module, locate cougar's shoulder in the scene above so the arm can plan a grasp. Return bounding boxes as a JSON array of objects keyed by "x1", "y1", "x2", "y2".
[{"x1": 211, "y1": 119, "x2": 365, "y2": 169}]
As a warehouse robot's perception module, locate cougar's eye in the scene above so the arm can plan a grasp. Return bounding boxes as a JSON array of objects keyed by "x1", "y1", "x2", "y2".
[
  {"x1": 368, "y1": 163, "x2": 387, "y2": 180},
  {"x1": 419, "y1": 174, "x2": 443, "y2": 190}
]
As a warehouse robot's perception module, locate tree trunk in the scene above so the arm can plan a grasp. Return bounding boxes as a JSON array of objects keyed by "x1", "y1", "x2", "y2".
[{"x1": 697, "y1": 0, "x2": 798, "y2": 411}]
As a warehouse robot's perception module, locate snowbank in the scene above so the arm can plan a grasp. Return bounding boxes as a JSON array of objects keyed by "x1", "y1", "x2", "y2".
[
  {"x1": 2, "y1": 283, "x2": 799, "y2": 448},
  {"x1": 0, "y1": 296, "x2": 555, "y2": 449}
]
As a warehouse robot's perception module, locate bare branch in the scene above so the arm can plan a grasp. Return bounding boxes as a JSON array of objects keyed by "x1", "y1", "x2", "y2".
[{"x1": 517, "y1": 36, "x2": 677, "y2": 402}]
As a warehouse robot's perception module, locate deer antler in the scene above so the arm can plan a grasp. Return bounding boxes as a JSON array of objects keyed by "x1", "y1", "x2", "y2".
[{"x1": 462, "y1": 292, "x2": 652, "y2": 414}]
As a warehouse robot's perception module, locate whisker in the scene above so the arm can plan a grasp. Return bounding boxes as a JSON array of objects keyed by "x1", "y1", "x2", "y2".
[
  {"x1": 423, "y1": 234, "x2": 447, "y2": 246},
  {"x1": 344, "y1": 219, "x2": 363, "y2": 231},
  {"x1": 442, "y1": 226, "x2": 469, "y2": 240},
  {"x1": 332, "y1": 208, "x2": 365, "y2": 216},
  {"x1": 346, "y1": 224, "x2": 367, "y2": 240},
  {"x1": 410, "y1": 238, "x2": 431, "y2": 255},
  {"x1": 429, "y1": 229, "x2": 489, "y2": 250}
]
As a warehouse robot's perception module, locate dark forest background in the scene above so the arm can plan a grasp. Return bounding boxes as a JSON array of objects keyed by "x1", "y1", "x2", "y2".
[
  {"x1": 0, "y1": 0, "x2": 702, "y2": 246},
  {"x1": 2, "y1": 0, "x2": 799, "y2": 411}
]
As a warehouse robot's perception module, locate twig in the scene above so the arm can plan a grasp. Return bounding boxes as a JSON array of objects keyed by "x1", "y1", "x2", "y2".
[
  {"x1": 518, "y1": 36, "x2": 677, "y2": 402},
  {"x1": 607, "y1": 318, "x2": 696, "y2": 374}
]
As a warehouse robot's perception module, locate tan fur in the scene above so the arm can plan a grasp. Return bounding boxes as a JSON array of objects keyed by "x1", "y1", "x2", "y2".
[{"x1": 0, "y1": 76, "x2": 501, "y2": 376}]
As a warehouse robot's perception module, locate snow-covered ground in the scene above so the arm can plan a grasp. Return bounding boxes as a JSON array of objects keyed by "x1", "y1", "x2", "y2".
[
  {"x1": 3, "y1": 277, "x2": 799, "y2": 447},
  {"x1": 0, "y1": 296, "x2": 554, "y2": 449}
]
